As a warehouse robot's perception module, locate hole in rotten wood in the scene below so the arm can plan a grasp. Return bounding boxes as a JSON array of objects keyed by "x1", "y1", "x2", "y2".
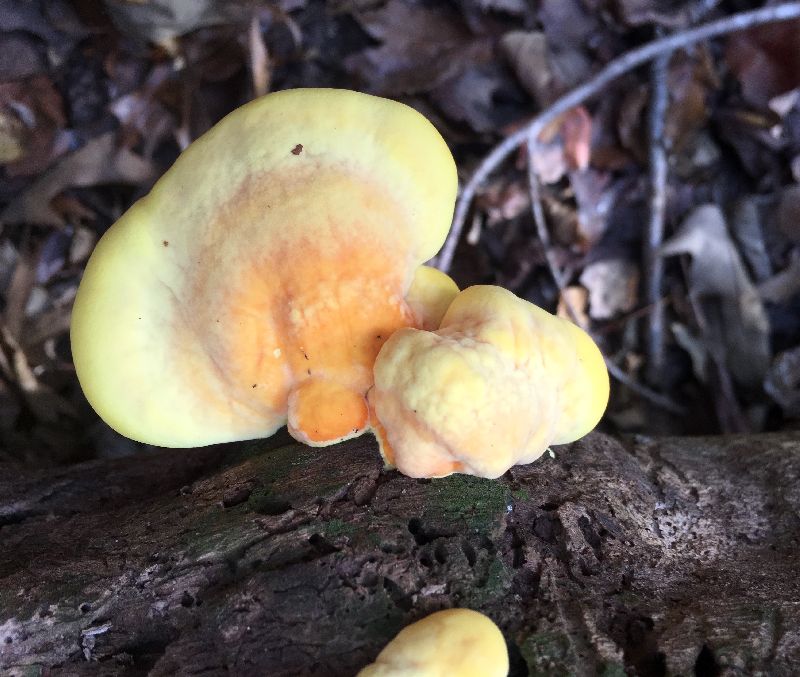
[
  {"x1": 382, "y1": 577, "x2": 412, "y2": 611},
  {"x1": 308, "y1": 533, "x2": 339, "y2": 555},
  {"x1": 694, "y1": 644, "x2": 721, "y2": 677},
  {"x1": 507, "y1": 639, "x2": 529, "y2": 677},
  {"x1": 434, "y1": 542, "x2": 448, "y2": 564},
  {"x1": 250, "y1": 496, "x2": 292, "y2": 516},
  {"x1": 461, "y1": 540, "x2": 477, "y2": 567}
]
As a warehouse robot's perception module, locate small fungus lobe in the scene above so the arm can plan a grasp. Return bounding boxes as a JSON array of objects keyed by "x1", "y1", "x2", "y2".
[
  {"x1": 369, "y1": 285, "x2": 609, "y2": 479},
  {"x1": 357, "y1": 608, "x2": 508, "y2": 676}
]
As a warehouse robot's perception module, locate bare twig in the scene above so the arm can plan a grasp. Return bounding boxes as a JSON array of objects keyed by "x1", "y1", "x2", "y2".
[
  {"x1": 435, "y1": 2, "x2": 800, "y2": 273},
  {"x1": 644, "y1": 49, "x2": 671, "y2": 386},
  {"x1": 643, "y1": 0, "x2": 721, "y2": 386},
  {"x1": 249, "y1": 13, "x2": 271, "y2": 98},
  {"x1": 528, "y1": 183, "x2": 686, "y2": 415},
  {"x1": 604, "y1": 358, "x2": 687, "y2": 415},
  {"x1": 525, "y1": 150, "x2": 567, "y2": 291}
]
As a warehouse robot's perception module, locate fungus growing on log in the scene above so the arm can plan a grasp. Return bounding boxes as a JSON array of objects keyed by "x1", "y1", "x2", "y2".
[
  {"x1": 357, "y1": 608, "x2": 509, "y2": 677},
  {"x1": 369, "y1": 285, "x2": 609, "y2": 478},
  {"x1": 70, "y1": 88, "x2": 457, "y2": 447},
  {"x1": 406, "y1": 265, "x2": 460, "y2": 331}
]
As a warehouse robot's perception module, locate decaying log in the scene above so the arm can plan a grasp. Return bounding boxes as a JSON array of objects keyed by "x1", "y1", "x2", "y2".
[{"x1": 1, "y1": 430, "x2": 799, "y2": 675}]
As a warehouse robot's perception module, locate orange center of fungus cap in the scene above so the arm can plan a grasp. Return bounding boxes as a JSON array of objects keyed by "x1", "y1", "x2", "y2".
[{"x1": 70, "y1": 89, "x2": 457, "y2": 448}]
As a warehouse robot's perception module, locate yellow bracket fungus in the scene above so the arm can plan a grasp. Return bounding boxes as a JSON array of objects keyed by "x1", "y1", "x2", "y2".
[
  {"x1": 369, "y1": 285, "x2": 609, "y2": 478},
  {"x1": 406, "y1": 265, "x2": 460, "y2": 331},
  {"x1": 71, "y1": 89, "x2": 457, "y2": 448},
  {"x1": 71, "y1": 88, "x2": 607, "y2": 477},
  {"x1": 357, "y1": 608, "x2": 509, "y2": 677}
]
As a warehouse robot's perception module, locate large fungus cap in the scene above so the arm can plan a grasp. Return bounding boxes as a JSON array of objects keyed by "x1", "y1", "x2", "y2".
[
  {"x1": 357, "y1": 608, "x2": 508, "y2": 677},
  {"x1": 369, "y1": 285, "x2": 609, "y2": 478},
  {"x1": 71, "y1": 89, "x2": 457, "y2": 447}
]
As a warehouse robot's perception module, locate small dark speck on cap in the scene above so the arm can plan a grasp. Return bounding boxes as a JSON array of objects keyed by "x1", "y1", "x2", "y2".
[
  {"x1": 252, "y1": 384, "x2": 257, "y2": 388},
  {"x1": 163, "y1": 240, "x2": 169, "y2": 247},
  {"x1": 291, "y1": 144, "x2": 303, "y2": 155}
]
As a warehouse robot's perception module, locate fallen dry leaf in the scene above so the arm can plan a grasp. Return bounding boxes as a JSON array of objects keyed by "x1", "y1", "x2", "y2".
[
  {"x1": 3, "y1": 237, "x2": 37, "y2": 339},
  {"x1": 664, "y1": 49, "x2": 716, "y2": 155},
  {"x1": 617, "y1": 50, "x2": 715, "y2": 165},
  {"x1": 579, "y1": 258, "x2": 639, "y2": 320},
  {"x1": 661, "y1": 205, "x2": 749, "y2": 295},
  {"x1": 103, "y1": 0, "x2": 246, "y2": 49},
  {"x1": 777, "y1": 185, "x2": 800, "y2": 242},
  {"x1": 346, "y1": 1, "x2": 470, "y2": 96},
  {"x1": 0, "y1": 0, "x2": 83, "y2": 42},
  {"x1": 616, "y1": 83, "x2": 648, "y2": 162},
  {"x1": 0, "y1": 325, "x2": 78, "y2": 425},
  {"x1": 109, "y1": 63, "x2": 176, "y2": 157},
  {"x1": 0, "y1": 75, "x2": 66, "y2": 177},
  {"x1": 764, "y1": 345, "x2": 800, "y2": 418},
  {"x1": 69, "y1": 225, "x2": 97, "y2": 265},
  {"x1": 759, "y1": 255, "x2": 800, "y2": 305},
  {"x1": 500, "y1": 31, "x2": 551, "y2": 107},
  {"x1": 0, "y1": 110, "x2": 25, "y2": 163},
  {"x1": 612, "y1": 0, "x2": 709, "y2": 28},
  {"x1": 557, "y1": 285, "x2": 589, "y2": 328},
  {"x1": 569, "y1": 169, "x2": 615, "y2": 245},
  {"x1": 479, "y1": 180, "x2": 530, "y2": 227},
  {"x1": 561, "y1": 106, "x2": 592, "y2": 171},
  {"x1": 726, "y1": 19, "x2": 800, "y2": 109},
  {"x1": 501, "y1": 30, "x2": 589, "y2": 108},
  {"x1": 0, "y1": 33, "x2": 46, "y2": 80},
  {"x1": 539, "y1": 0, "x2": 599, "y2": 49},
  {"x1": 529, "y1": 135, "x2": 568, "y2": 185},
  {"x1": 671, "y1": 321, "x2": 708, "y2": 384},
  {"x1": 768, "y1": 88, "x2": 799, "y2": 119},
  {"x1": 660, "y1": 204, "x2": 771, "y2": 387},
  {"x1": 729, "y1": 196, "x2": 772, "y2": 283},
  {"x1": 0, "y1": 132, "x2": 156, "y2": 228},
  {"x1": 475, "y1": 0, "x2": 528, "y2": 14},
  {"x1": 429, "y1": 59, "x2": 524, "y2": 134}
]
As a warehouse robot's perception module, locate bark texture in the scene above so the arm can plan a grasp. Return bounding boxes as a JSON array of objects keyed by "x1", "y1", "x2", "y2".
[{"x1": 1, "y1": 430, "x2": 799, "y2": 676}]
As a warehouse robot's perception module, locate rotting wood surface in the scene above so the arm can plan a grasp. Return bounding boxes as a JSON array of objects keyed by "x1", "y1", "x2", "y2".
[{"x1": 1, "y1": 431, "x2": 799, "y2": 675}]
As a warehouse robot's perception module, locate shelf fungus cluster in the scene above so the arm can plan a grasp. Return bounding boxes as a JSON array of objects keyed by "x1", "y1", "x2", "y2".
[{"x1": 71, "y1": 88, "x2": 609, "y2": 480}]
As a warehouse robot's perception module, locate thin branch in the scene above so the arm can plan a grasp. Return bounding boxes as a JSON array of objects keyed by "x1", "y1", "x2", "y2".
[
  {"x1": 604, "y1": 358, "x2": 687, "y2": 416},
  {"x1": 249, "y1": 12, "x2": 271, "y2": 98},
  {"x1": 523, "y1": 163, "x2": 686, "y2": 415},
  {"x1": 644, "y1": 49, "x2": 671, "y2": 386},
  {"x1": 435, "y1": 2, "x2": 800, "y2": 273},
  {"x1": 525, "y1": 148, "x2": 567, "y2": 292}
]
